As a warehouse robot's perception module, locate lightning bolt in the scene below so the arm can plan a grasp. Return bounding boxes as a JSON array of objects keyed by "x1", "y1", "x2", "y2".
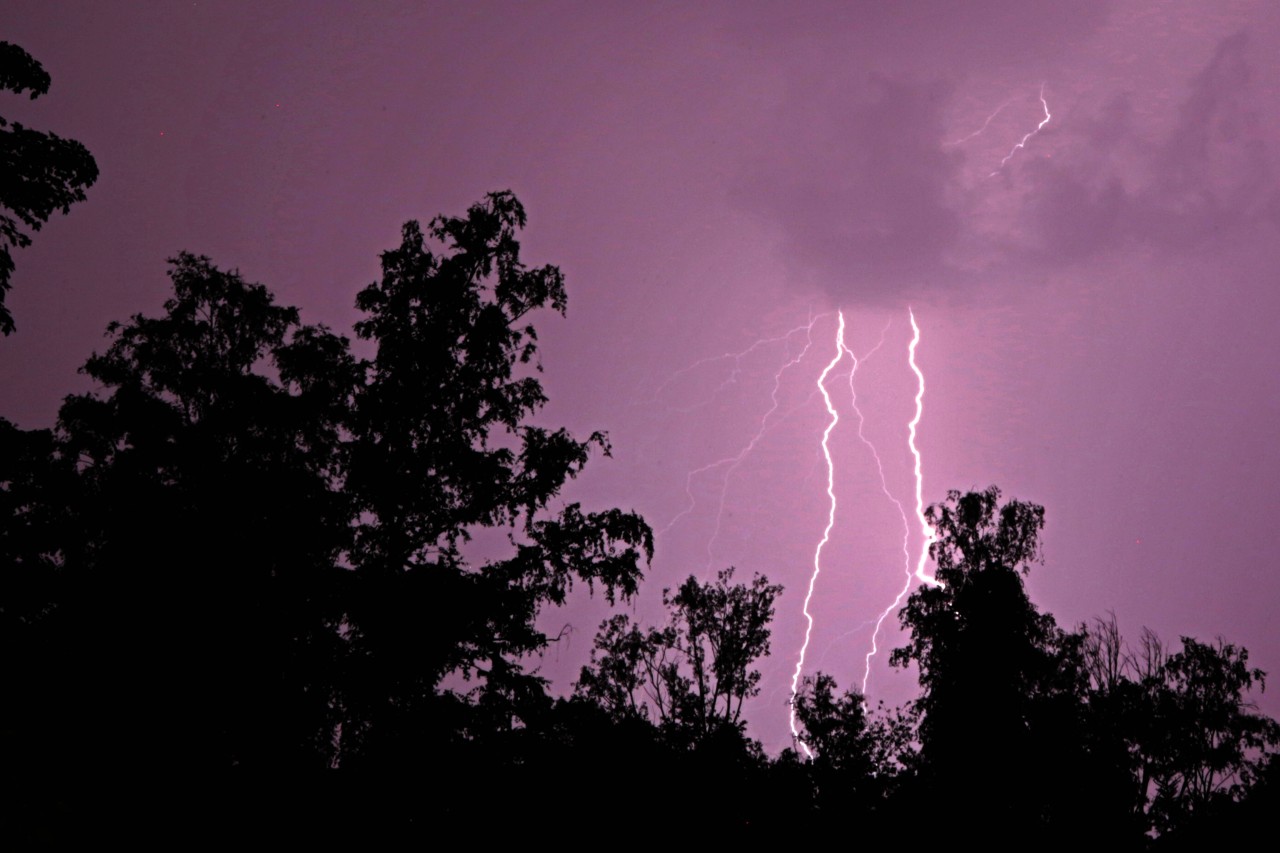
[
  {"x1": 646, "y1": 315, "x2": 819, "y2": 415},
  {"x1": 653, "y1": 308, "x2": 945, "y2": 754},
  {"x1": 657, "y1": 315, "x2": 822, "y2": 539},
  {"x1": 789, "y1": 311, "x2": 847, "y2": 757},
  {"x1": 845, "y1": 323, "x2": 914, "y2": 695},
  {"x1": 908, "y1": 309, "x2": 942, "y2": 590},
  {"x1": 789, "y1": 310, "x2": 941, "y2": 750},
  {"x1": 944, "y1": 97, "x2": 1014, "y2": 147},
  {"x1": 700, "y1": 328, "x2": 824, "y2": 571},
  {"x1": 989, "y1": 82, "x2": 1051, "y2": 176},
  {"x1": 854, "y1": 310, "x2": 942, "y2": 696}
]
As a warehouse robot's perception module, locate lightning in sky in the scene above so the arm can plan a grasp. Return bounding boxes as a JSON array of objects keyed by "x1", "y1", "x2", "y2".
[
  {"x1": 700, "y1": 324, "x2": 822, "y2": 571},
  {"x1": 657, "y1": 315, "x2": 821, "y2": 541},
  {"x1": 908, "y1": 309, "x2": 942, "y2": 590},
  {"x1": 944, "y1": 96, "x2": 1014, "y2": 147},
  {"x1": 646, "y1": 315, "x2": 819, "y2": 416},
  {"x1": 990, "y1": 82, "x2": 1051, "y2": 176},
  {"x1": 789, "y1": 310, "x2": 847, "y2": 758},
  {"x1": 854, "y1": 309, "x2": 941, "y2": 694},
  {"x1": 791, "y1": 309, "x2": 940, "y2": 736},
  {"x1": 652, "y1": 307, "x2": 943, "y2": 757},
  {"x1": 846, "y1": 324, "x2": 914, "y2": 695}
]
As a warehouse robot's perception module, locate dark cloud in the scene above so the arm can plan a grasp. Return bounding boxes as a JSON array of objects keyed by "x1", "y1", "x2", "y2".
[
  {"x1": 1084, "y1": 92, "x2": 1137, "y2": 152},
  {"x1": 720, "y1": 1, "x2": 1112, "y2": 73},
  {"x1": 1025, "y1": 167, "x2": 1130, "y2": 261},
  {"x1": 1023, "y1": 31, "x2": 1280, "y2": 261},
  {"x1": 738, "y1": 24, "x2": 1279, "y2": 301},
  {"x1": 736, "y1": 75, "x2": 966, "y2": 303},
  {"x1": 1140, "y1": 31, "x2": 1280, "y2": 244}
]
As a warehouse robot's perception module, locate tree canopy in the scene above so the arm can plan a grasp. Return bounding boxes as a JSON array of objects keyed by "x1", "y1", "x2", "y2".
[
  {"x1": 891, "y1": 487, "x2": 1140, "y2": 841},
  {"x1": 1, "y1": 185, "x2": 1275, "y2": 843},
  {"x1": 338, "y1": 192, "x2": 652, "y2": 763},
  {"x1": 1083, "y1": 614, "x2": 1280, "y2": 837},
  {"x1": 0, "y1": 40, "x2": 98, "y2": 334},
  {"x1": 1, "y1": 190, "x2": 652, "y2": 769},
  {"x1": 575, "y1": 567, "x2": 781, "y2": 745}
]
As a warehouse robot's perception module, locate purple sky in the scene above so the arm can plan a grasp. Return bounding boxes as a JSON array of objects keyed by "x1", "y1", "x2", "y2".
[{"x1": 5, "y1": 1, "x2": 1280, "y2": 753}]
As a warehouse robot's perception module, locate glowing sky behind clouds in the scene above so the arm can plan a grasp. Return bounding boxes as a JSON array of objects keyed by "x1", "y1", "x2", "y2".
[{"x1": 4, "y1": 1, "x2": 1279, "y2": 752}]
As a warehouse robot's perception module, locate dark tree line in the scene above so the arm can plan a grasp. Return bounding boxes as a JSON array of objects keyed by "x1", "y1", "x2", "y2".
[
  {"x1": 1, "y1": 49, "x2": 1274, "y2": 839},
  {"x1": 3, "y1": 187, "x2": 1273, "y2": 842},
  {"x1": 2, "y1": 192, "x2": 652, "y2": 775}
]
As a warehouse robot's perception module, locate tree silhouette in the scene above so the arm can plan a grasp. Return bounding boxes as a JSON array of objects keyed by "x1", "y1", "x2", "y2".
[
  {"x1": 892, "y1": 487, "x2": 1061, "y2": 753},
  {"x1": 335, "y1": 192, "x2": 651, "y2": 764},
  {"x1": 1083, "y1": 614, "x2": 1280, "y2": 836},
  {"x1": 1, "y1": 191, "x2": 652, "y2": 769},
  {"x1": 784, "y1": 672, "x2": 916, "y2": 835},
  {"x1": 891, "y1": 486, "x2": 1132, "y2": 841},
  {"x1": 4, "y1": 168, "x2": 1278, "y2": 840},
  {"x1": 576, "y1": 567, "x2": 780, "y2": 746},
  {"x1": 790, "y1": 673, "x2": 915, "y2": 778},
  {"x1": 5, "y1": 252, "x2": 357, "y2": 767},
  {"x1": 0, "y1": 40, "x2": 98, "y2": 334}
]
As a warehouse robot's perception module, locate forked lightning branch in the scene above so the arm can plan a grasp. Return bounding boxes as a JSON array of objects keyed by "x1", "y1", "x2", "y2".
[{"x1": 650, "y1": 308, "x2": 941, "y2": 757}]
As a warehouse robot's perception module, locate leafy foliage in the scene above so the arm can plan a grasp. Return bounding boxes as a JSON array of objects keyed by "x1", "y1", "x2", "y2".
[
  {"x1": 1, "y1": 191, "x2": 651, "y2": 768},
  {"x1": 5, "y1": 252, "x2": 358, "y2": 767},
  {"x1": 791, "y1": 673, "x2": 915, "y2": 779},
  {"x1": 337, "y1": 193, "x2": 651, "y2": 763},
  {"x1": 1083, "y1": 615, "x2": 1280, "y2": 835},
  {"x1": 0, "y1": 40, "x2": 98, "y2": 334},
  {"x1": 891, "y1": 486, "x2": 1125, "y2": 840},
  {"x1": 576, "y1": 567, "x2": 780, "y2": 745},
  {"x1": 891, "y1": 486, "x2": 1076, "y2": 749},
  {"x1": 1, "y1": 170, "x2": 1276, "y2": 842}
]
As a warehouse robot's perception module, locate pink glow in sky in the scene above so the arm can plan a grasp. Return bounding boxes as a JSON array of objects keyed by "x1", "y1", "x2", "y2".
[{"x1": 4, "y1": 1, "x2": 1280, "y2": 753}]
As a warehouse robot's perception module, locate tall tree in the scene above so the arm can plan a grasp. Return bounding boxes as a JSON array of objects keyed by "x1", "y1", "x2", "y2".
[
  {"x1": 0, "y1": 40, "x2": 98, "y2": 334},
  {"x1": 575, "y1": 567, "x2": 780, "y2": 746},
  {"x1": 4, "y1": 252, "x2": 358, "y2": 767},
  {"x1": 787, "y1": 672, "x2": 917, "y2": 826},
  {"x1": 1083, "y1": 615, "x2": 1280, "y2": 837},
  {"x1": 1, "y1": 191, "x2": 652, "y2": 769},
  {"x1": 333, "y1": 191, "x2": 652, "y2": 763},
  {"x1": 891, "y1": 487, "x2": 1061, "y2": 760},
  {"x1": 890, "y1": 487, "x2": 1128, "y2": 841}
]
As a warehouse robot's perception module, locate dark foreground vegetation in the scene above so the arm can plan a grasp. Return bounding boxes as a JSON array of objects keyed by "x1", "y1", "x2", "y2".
[
  {"x1": 2, "y1": 41, "x2": 1276, "y2": 847},
  {"x1": 3, "y1": 189, "x2": 1275, "y2": 846}
]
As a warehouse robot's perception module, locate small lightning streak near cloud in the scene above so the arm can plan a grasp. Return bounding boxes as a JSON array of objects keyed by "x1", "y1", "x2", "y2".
[
  {"x1": 989, "y1": 82, "x2": 1051, "y2": 176},
  {"x1": 700, "y1": 327, "x2": 823, "y2": 570},
  {"x1": 789, "y1": 311, "x2": 847, "y2": 757},
  {"x1": 944, "y1": 97, "x2": 1014, "y2": 147},
  {"x1": 645, "y1": 316, "x2": 818, "y2": 415},
  {"x1": 657, "y1": 316, "x2": 821, "y2": 539}
]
